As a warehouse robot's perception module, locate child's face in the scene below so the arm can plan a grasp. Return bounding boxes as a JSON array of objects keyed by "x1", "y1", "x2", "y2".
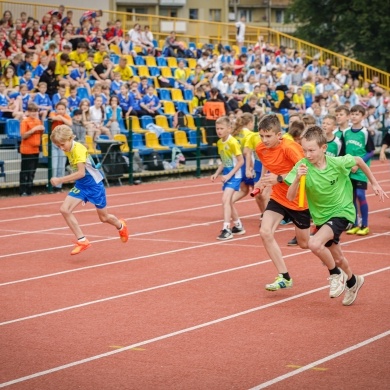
[
  {"x1": 216, "y1": 122, "x2": 230, "y2": 140},
  {"x1": 0, "y1": 84, "x2": 5, "y2": 93},
  {"x1": 322, "y1": 118, "x2": 335, "y2": 135},
  {"x1": 301, "y1": 138, "x2": 326, "y2": 164},
  {"x1": 39, "y1": 84, "x2": 47, "y2": 93},
  {"x1": 55, "y1": 138, "x2": 73, "y2": 152},
  {"x1": 74, "y1": 114, "x2": 82, "y2": 121},
  {"x1": 56, "y1": 105, "x2": 67, "y2": 115},
  {"x1": 259, "y1": 129, "x2": 281, "y2": 148},
  {"x1": 70, "y1": 89, "x2": 77, "y2": 97},
  {"x1": 350, "y1": 111, "x2": 364, "y2": 126},
  {"x1": 20, "y1": 86, "x2": 28, "y2": 95}
]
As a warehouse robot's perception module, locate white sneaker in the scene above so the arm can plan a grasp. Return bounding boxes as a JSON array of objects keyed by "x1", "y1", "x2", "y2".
[
  {"x1": 328, "y1": 270, "x2": 347, "y2": 298},
  {"x1": 343, "y1": 275, "x2": 365, "y2": 306}
]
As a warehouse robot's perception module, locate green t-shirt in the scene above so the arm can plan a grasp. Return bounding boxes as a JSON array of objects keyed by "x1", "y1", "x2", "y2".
[
  {"x1": 285, "y1": 154, "x2": 356, "y2": 226},
  {"x1": 326, "y1": 136, "x2": 343, "y2": 157}
]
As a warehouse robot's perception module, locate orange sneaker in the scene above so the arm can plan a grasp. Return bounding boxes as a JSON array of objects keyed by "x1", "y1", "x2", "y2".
[
  {"x1": 71, "y1": 239, "x2": 91, "y2": 255},
  {"x1": 118, "y1": 219, "x2": 129, "y2": 243}
]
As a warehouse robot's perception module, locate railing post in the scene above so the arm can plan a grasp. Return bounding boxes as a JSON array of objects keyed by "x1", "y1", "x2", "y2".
[
  {"x1": 47, "y1": 118, "x2": 53, "y2": 194},
  {"x1": 194, "y1": 116, "x2": 202, "y2": 178},
  {"x1": 126, "y1": 117, "x2": 134, "y2": 185}
]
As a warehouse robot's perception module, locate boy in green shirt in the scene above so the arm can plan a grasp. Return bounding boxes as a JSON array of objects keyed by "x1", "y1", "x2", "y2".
[
  {"x1": 334, "y1": 104, "x2": 350, "y2": 139},
  {"x1": 322, "y1": 114, "x2": 344, "y2": 157},
  {"x1": 285, "y1": 126, "x2": 387, "y2": 306}
]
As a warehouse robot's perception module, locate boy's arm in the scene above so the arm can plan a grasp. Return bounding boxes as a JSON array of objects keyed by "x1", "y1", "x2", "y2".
[
  {"x1": 222, "y1": 154, "x2": 244, "y2": 181},
  {"x1": 286, "y1": 164, "x2": 307, "y2": 201},
  {"x1": 211, "y1": 164, "x2": 224, "y2": 181},
  {"x1": 355, "y1": 157, "x2": 388, "y2": 201},
  {"x1": 50, "y1": 161, "x2": 86, "y2": 186}
]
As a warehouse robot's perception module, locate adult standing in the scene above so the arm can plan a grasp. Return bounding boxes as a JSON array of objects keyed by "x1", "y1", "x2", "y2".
[{"x1": 235, "y1": 16, "x2": 246, "y2": 50}]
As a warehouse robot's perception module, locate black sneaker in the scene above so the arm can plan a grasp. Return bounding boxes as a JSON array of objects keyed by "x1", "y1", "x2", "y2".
[
  {"x1": 287, "y1": 236, "x2": 298, "y2": 246},
  {"x1": 217, "y1": 229, "x2": 233, "y2": 240},
  {"x1": 231, "y1": 226, "x2": 246, "y2": 235}
]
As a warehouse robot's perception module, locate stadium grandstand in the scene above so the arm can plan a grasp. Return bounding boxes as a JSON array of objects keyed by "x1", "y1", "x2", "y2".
[{"x1": 0, "y1": 1, "x2": 389, "y2": 193}]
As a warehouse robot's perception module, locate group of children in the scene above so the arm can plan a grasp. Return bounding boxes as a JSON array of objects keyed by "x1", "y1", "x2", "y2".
[{"x1": 211, "y1": 108, "x2": 387, "y2": 306}]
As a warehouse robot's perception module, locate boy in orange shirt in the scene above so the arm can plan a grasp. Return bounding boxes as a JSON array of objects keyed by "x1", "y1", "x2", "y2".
[
  {"x1": 19, "y1": 103, "x2": 45, "y2": 196},
  {"x1": 255, "y1": 114, "x2": 310, "y2": 290}
]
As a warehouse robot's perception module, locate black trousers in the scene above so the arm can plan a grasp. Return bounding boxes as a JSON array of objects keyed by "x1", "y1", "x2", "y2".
[{"x1": 19, "y1": 153, "x2": 39, "y2": 195}]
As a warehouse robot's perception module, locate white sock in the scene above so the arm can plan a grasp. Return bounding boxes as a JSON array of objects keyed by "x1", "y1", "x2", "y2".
[
  {"x1": 223, "y1": 222, "x2": 230, "y2": 230},
  {"x1": 78, "y1": 236, "x2": 86, "y2": 242},
  {"x1": 234, "y1": 219, "x2": 242, "y2": 228}
]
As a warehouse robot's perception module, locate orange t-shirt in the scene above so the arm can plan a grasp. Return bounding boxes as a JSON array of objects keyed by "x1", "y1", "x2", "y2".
[
  {"x1": 20, "y1": 117, "x2": 43, "y2": 154},
  {"x1": 256, "y1": 138, "x2": 308, "y2": 210},
  {"x1": 49, "y1": 112, "x2": 72, "y2": 131}
]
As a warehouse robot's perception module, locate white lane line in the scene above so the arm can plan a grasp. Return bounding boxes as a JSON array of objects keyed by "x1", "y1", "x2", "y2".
[
  {"x1": 0, "y1": 266, "x2": 388, "y2": 389},
  {"x1": 249, "y1": 330, "x2": 390, "y2": 389}
]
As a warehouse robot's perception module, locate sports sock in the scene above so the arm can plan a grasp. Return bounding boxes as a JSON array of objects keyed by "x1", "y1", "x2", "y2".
[
  {"x1": 347, "y1": 274, "x2": 357, "y2": 288},
  {"x1": 329, "y1": 266, "x2": 341, "y2": 275},
  {"x1": 233, "y1": 219, "x2": 242, "y2": 228},
  {"x1": 223, "y1": 222, "x2": 230, "y2": 230},
  {"x1": 117, "y1": 223, "x2": 123, "y2": 230},
  {"x1": 357, "y1": 189, "x2": 369, "y2": 227},
  {"x1": 281, "y1": 272, "x2": 291, "y2": 281},
  {"x1": 78, "y1": 236, "x2": 86, "y2": 242}
]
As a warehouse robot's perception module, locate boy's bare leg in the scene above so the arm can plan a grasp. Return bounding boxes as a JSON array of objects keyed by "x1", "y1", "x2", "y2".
[
  {"x1": 328, "y1": 244, "x2": 353, "y2": 279},
  {"x1": 96, "y1": 207, "x2": 122, "y2": 229},
  {"x1": 260, "y1": 210, "x2": 287, "y2": 273},
  {"x1": 307, "y1": 225, "x2": 338, "y2": 269},
  {"x1": 60, "y1": 196, "x2": 84, "y2": 239},
  {"x1": 295, "y1": 226, "x2": 310, "y2": 249},
  {"x1": 222, "y1": 188, "x2": 235, "y2": 225}
]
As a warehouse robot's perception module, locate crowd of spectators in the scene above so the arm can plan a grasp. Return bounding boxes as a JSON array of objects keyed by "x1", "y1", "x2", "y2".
[{"x1": 0, "y1": 6, "x2": 389, "y2": 148}]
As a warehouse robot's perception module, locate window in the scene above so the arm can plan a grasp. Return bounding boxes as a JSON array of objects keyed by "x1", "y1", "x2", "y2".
[
  {"x1": 275, "y1": 9, "x2": 284, "y2": 23},
  {"x1": 239, "y1": 9, "x2": 252, "y2": 22},
  {"x1": 160, "y1": 8, "x2": 177, "y2": 18},
  {"x1": 209, "y1": 9, "x2": 221, "y2": 22},
  {"x1": 189, "y1": 9, "x2": 198, "y2": 20}
]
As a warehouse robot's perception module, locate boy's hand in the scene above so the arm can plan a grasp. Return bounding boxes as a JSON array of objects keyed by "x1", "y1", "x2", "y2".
[
  {"x1": 50, "y1": 177, "x2": 61, "y2": 186},
  {"x1": 245, "y1": 168, "x2": 253, "y2": 179},
  {"x1": 211, "y1": 173, "x2": 218, "y2": 182},
  {"x1": 372, "y1": 183, "x2": 389, "y2": 202},
  {"x1": 351, "y1": 165, "x2": 358, "y2": 173},
  {"x1": 221, "y1": 174, "x2": 230, "y2": 183},
  {"x1": 297, "y1": 164, "x2": 307, "y2": 178},
  {"x1": 379, "y1": 151, "x2": 387, "y2": 162}
]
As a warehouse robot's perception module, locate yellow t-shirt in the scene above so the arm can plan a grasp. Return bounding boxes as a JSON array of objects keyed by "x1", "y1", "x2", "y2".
[
  {"x1": 233, "y1": 128, "x2": 253, "y2": 150},
  {"x1": 55, "y1": 62, "x2": 69, "y2": 78},
  {"x1": 293, "y1": 94, "x2": 305, "y2": 105},
  {"x1": 174, "y1": 68, "x2": 187, "y2": 82},
  {"x1": 217, "y1": 135, "x2": 242, "y2": 178},
  {"x1": 94, "y1": 51, "x2": 108, "y2": 65},
  {"x1": 113, "y1": 65, "x2": 133, "y2": 81}
]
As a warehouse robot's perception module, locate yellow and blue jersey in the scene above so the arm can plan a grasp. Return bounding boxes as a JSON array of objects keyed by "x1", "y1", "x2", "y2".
[
  {"x1": 244, "y1": 132, "x2": 262, "y2": 173},
  {"x1": 217, "y1": 135, "x2": 242, "y2": 179}
]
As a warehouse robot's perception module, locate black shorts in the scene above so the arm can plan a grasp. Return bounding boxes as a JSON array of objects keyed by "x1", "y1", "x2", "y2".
[
  {"x1": 266, "y1": 199, "x2": 311, "y2": 230},
  {"x1": 351, "y1": 179, "x2": 367, "y2": 190},
  {"x1": 316, "y1": 217, "x2": 353, "y2": 247}
]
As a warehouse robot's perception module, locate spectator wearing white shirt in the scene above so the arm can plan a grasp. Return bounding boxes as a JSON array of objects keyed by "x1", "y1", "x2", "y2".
[{"x1": 235, "y1": 16, "x2": 246, "y2": 49}]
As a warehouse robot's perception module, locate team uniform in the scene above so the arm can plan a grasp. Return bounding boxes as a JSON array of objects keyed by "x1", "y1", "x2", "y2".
[
  {"x1": 244, "y1": 132, "x2": 262, "y2": 182},
  {"x1": 33, "y1": 92, "x2": 52, "y2": 111},
  {"x1": 65, "y1": 141, "x2": 106, "y2": 208},
  {"x1": 233, "y1": 128, "x2": 255, "y2": 186},
  {"x1": 217, "y1": 135, "x2": 242, "y2": 191},
  {"x1": 326, "y1": 135, "x2": 344, "y2": 157}
]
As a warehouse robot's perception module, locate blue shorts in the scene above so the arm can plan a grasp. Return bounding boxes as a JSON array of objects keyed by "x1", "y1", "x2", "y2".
[
  {"x1": 222, "y1": 177, "x2": 241, "y2": 191},
  {"x1": 253, "y1": 170, "x2": 261, "y2": 182},
  {"x1": 241, "y1": 163, "x2": 255, "y2": 186},
  {"x1": 68, "y1": 181, "x2": 107, "y2": 209}
]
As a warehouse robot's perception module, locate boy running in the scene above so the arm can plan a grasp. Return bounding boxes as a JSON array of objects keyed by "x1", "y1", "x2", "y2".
[
  {"x1": 286, "y1": 126, "x2": 387, "y2": 305},
  {"x1": 50, "y1": 125, "x2": 128, "y2": 255},
  {"x1": 255, "y1": 114, "x2": 311, "y2": 290}
]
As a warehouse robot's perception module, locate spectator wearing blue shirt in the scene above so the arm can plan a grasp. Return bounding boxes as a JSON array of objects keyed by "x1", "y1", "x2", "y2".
[
  {"x1": 118, "y1": 83, "x2": 137, "y2": 117},
  {"x1": 139, "y1": 85, "x2": 161, "y2": 117},
  {"x1": 51, "y1": 85, "x2": 67, "y2": 107},
  {"x1": 67, "y1": 86, "x2": 82, "y2": 112},
  {"x1": 110, "y1": 72, "x2": 123, "y2": 96},
  {"x1": 105, "y1": 95, "x2": 123, "y2": 136},
  {"x1": 19, "y1": 84, "x2": 31, "y2": 111},
  {"x1": 33, "y1": 81, "x2": 52, "y2": 120},
  {"x1": 19, "y1": 70, "x2": 34, "y2": 91},
  {"x1": 16, "y1": 53, "x2": 34, "y2": 77}
]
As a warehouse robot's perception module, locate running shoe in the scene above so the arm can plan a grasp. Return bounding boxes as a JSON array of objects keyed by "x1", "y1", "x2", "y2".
[
  {"x1": 71, "y1": 239, "x2": 91, "y2": 255},
  {"x1": 231, "y1": 226, "x2": 246, "y2": 235},
  {"x1": 287, "y1": 236, "x2": 298, "y2": 246},
  {"x1": 217, "y1": 229, "x2": 233, "y2": 240},
  {"x1": 346, "y1": 226, "x2": 360, "y2": 235},
  {"x1": 343, "y1": 275, "x2": 365, "y2": 306},
  {"x1": 328, "y1": 270, "x2": 347, "y2": 298},
  {"x1": 119, "y1": 219, "x2": 129, "y2": 243},
  {"x1": 265, "y1": 274, "x2": 293, "y2": 291},
  {"x1": 356, "y1": 226, "x2": 369, "y2": 236}
]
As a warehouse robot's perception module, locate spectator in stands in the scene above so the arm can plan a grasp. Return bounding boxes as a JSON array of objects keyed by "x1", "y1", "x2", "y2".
[
  {"x1": 128, "y1": 23, "x2": 148, "y2": 53},
  {"x1": 235, "y1": 16, "x2": 246, "y2": 49},
  {"x1": 163, "y1": 31, "x2": 183, "y2": 58},
  {"x1": 33, "y1": 81, "x2": 52, "y2": 120},
  {"x1": 19, "y1": 102, "x2": 45, "y2": 196},
  {"x1": 79, "y1": 10, "x2": 103, "y2": 27},
  {"x1": 93, "y1": 42, "x2": 109, "y2": 66},
  {"x1": 38, "y1": 61, "x2": 59, "y2": 98},
  {"x1": 89, "y1": 95, "x2": 111, "y2": 139},
  {"x1": 105, "y1": 95, "x2": 122, "y2": 136},
  {"x1": 118, "y1": 33, "x2": 132, "y2": 55},
  {"x1": 192, "y1": 87, "x2": 206, "y2": 114},
  {"x1": 293, "y1": 87, "x2": 305, "y2": 112},
  {"x1": 188, "y1": 64, "x2": 207, "y2": 89},
  {"x1": 90, "y1": 55, "x2": 113, "y2": 86},
  {"x1": 139, "y1": 85, "x2": 161, "y2": 117},
  {"x1": 67, "y1": 85, "x2": 81, "y2": 112},
  {"x1": 233, "y1": 53, "x2": 248, "y2": 76},
  {"x1": 113, "y1": 56, "x2": 133, "y2": 82},
  {"x1": 320, "y1": 58, "x2": 332, "y2": 77},
  {"x1": 49, "y1": 101, "x2": 73, "y2": 191},
  {"x1": 69, "y1": 41, "x2": 92, "y2": 71},
  {"x1": 54, "y1": 53, "x2": 70, "y2": 86},
  {"x1": 71, "y1": 109, "x2": 86, "y2": 144},
  {"x1": 1, "y1": 66, "x2": 19, "y2": 93},
  {"x1": 141, "y1": 25, "x2": 155, "y2": 55},
  {"x1": 174, "y1": 59, "x2": 193, "y2": 91}
]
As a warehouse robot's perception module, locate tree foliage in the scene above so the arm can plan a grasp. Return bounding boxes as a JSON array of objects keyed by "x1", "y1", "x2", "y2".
[{"x1": 287, "y1": 0, "x2": 390, "y2": 72}]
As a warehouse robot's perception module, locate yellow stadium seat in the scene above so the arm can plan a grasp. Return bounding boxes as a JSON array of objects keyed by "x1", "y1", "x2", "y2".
[
  {"x1": 123, "y1": 55, "x2": 134, "y2": 66},
  {"x1": 85, "y1": 135, "x2": 101, "y2": 155},
  {"x1": 167, "y1": 57, "x2": 178, "y2": 68},
  {"x1": 145, "y1": 56, "x2": 157, "y2": 67},
  {"x1": 159, "y1": 39, "x2": 165, "y2": 50},
  {"x1": 163, "y1": 101, "x2": 176, "y2": 115},
  {"x1": 41, "y1": 134, "x2": 48, "y2": 157},
  {"x1": 132, "y1": 76, "x2": 141, "y2": 83},
  {"x1": 160, "y1": 67, "x2": 173, "y2": 78},
  {"x1": 153, "y1": 76, "x2": 160, "y2": 88},
  {"x1": 200, "y1": 128, "x2": 208, "y2": 145},
  {"x1": 114, "y1": 134, "x2": 129, "y2": 153},
  {"x1": 155, "y1": 115, "x2": 176, "y2": 132},
  {"x1": 174, "y1": 130, "x2": 197, "y2": 150},
  {"x1": 126, "y1": 116, "x2": 149, "y2": 133},
  {"x1": 187, "y1": 58, "x2": 197, "y2": 69},
  {"x1": 110, "y1": 44, "x2": 121, "y2": 55},
  {"x1": 137, "y1": 66, "x2": 150, "y2": 77},
  {"x1": 145, "y1": 132, "x2": 170, "y2": 151},
  {"x1": 185, "y1": 114, "x2": 196, "y2": 130},
  {"x1": 276, "y1": 113, "x2": 288, "y2": 130},
  {"x1": 196, "y1": 42, "x2": 204, "y2": 49},
  {"x1": 232, "y1": 45, "x2": 239, "y2": 54},
  {"x1": 171, "y1": 88, "x2": 184, "y2": 101}
]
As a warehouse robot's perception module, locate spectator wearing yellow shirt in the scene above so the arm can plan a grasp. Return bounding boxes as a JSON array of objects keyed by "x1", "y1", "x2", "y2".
[
  {"x1": 292, "y1": 87, "x2": 305, "y2": 111},
  {"x1": 174, "y1": 60, "x2": 192, "y2": 91},
  {"x1": 113, "y1": 57, "x2": 133, "y2": 82},
  {"x1": 1, "y1": 66, "x2": 20, "y2": 94},
  {"x1": 69, "y1": 42, "x2": 93, "y2": 71},
  {"x1": 93, "y1": 42, "x2": 109, "y2": 66},
  {"x1": 55, "y1": 53, "x2": 71, "y2": 86}
]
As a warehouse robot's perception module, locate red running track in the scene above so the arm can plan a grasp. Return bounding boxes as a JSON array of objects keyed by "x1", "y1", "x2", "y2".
[{"x1": 0, "y1": 162, "x2": 389, "y2": 389}]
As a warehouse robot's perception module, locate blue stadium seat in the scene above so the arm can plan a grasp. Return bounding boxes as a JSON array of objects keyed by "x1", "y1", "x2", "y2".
[
  {"x1": 160, "y1": 132, "x2": 176, "y2": 149},
  {"x1": 183, "y1": 90, "x2": 194, "y2": 101},
  {"x1": 140, "y1": 115, "x2": 154, "y2": 129},
  {"x1": 189, "y1": 42, "x2": 196, "y2": 50},
  {"x1": 153, "y1": 39, "x2": 158, "y2": 48},
  {"x1": 157, "y1": 57, "x2": 167, "y2": 67},
  {"x1": 135, "y1": 56, "x2": 145, "y2": 66},
  {"x1": 176, "y1": 102, "x2": 189, "y2": 115},
  {"x1": 77, "y1": 87, "x2": 90, "y2": 100},
  {"x1": 131, "y1": 66, "x2": 138, "y2": 75},
  {"x1": 158, "y1": 89, "x2": 172, "y2": 101},
  {"x1": 110, "y1": 54, "x2": 120, "y2": 64},
  {"x1": 132, "y1": 133, "x2": 153, "y2": 155},
  {"x1": 241, "y1": 47, "x2": 248, "y2": 54},
  {"x1": 149, "y1": 67, "x2": 160, "y2": 76},
  {"x1": 5, "y1": 119, "x2": 21, "y2": 139},
  {"x1": 188, "y1": 130, "x2": 207, "y2": 149}
]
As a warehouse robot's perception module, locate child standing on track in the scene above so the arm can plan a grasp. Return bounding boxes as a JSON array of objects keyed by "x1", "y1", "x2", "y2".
[
  {"x1": 211, "y1": 116, "x2": 244, "y2": 240},
  {"x1": 286, "y1": 126, "x2": 387, "y2": 305},
  {"x1": 344, "y1": 105, "x2": 376, "y2": 236},
  {"x1": 50, "y1": 125, "x2": 128, "y2": 255},
  {"x1": 255, "y1": 114, "x2": 311, "y2": 291},
  {"x1": 322, "y1": 114, "x2": 344, "y2": 157}
]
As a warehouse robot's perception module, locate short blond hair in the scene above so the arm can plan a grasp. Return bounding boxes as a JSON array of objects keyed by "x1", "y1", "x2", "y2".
[{"x1": 50, "y1": 125, "x2": 75, "y2": 144}]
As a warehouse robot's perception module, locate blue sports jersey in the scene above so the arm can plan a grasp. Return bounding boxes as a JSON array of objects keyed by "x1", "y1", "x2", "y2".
[
  {"x1": 141, "y1": 94, "x2": 160, "y2": 109},
  {"x1": 118, "y1": 92, "x2": 134, "y2": 112},
  {"x1": 51, "y1": 93, "x2": 64, "y2": 107},
  {"x1": 34, "y1": 93, "x2": 52, "y2": 109},
  {"x1": 33, "y1": 64, "x2": 47, "y2": 78},
  {"x1": 0, "y1": 94, "x2": 8, "y2": 107},
  {"x1": 110, "y1": 80, "x2": 123, "y2": 95},
  {"x1": 21, "y1": 94, "x2": 31, "y2": 111},
  {"x1": 19, "y1": 77, "x2": 34, "y2": 91},
  {"x1": 68, "y1": 96, "x2": 81, "y2": 111}
]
